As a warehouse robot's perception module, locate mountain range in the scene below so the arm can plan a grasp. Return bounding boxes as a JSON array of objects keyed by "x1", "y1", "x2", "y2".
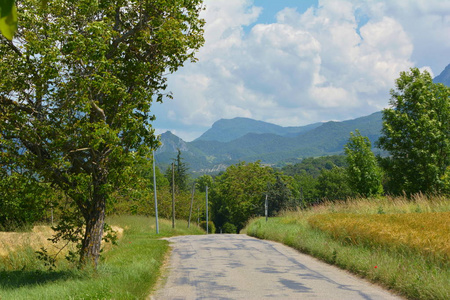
[
  {"x1": 155, "y1": 63, "x2": 450, "y2": 174},
  {"x1": 155, "y1": 111, "x2": 383, "y2": 174}
]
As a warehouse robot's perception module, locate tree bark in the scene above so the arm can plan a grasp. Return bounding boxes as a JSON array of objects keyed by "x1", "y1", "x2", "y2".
[{"x1": 79, "y1": 184, "x2": 106, "y2": 268}]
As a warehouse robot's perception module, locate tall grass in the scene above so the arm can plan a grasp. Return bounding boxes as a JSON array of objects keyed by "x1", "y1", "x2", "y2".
[
  {"x1": 308, "y1": 212, "x2": 449, "y2": 262},
  {"x1": 0, "y1": 216, "x2": 204, "y2": 300},
  {"x1": 246, "y1": 195, "x2": 450, "y2": 300}
]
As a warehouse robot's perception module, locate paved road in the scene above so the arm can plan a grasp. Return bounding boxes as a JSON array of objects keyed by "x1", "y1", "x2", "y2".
[{"x1": 151, "y1": 234, "x2": 402, "y2": 300}]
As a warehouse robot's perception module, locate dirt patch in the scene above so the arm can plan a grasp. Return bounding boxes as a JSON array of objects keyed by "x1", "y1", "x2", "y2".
[{"x1": 0, "y1": 225, "x2": 124, "y2": 257}]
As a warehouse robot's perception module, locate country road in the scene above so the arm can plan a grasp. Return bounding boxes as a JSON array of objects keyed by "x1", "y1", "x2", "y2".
[{"x1": 151, "y1": 234, "x2": 402, "y2": 300}]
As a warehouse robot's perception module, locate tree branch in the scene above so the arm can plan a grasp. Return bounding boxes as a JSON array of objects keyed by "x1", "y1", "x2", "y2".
[
  {"x1": 2, "y1": 38, "x2": 23, "y2": 56},
  {"x1": 0, "y1": 95, "x2": 36, "y2": 115},
  {"x1": 106, "y1": 12, "x2": 151, "y2": 59},
  {"x1": 113, "y1": 6, "x2": 121, "y2": 32},
  {"x1": 70, "y1": 148, "x2": 91, "y2": 153},
  {"x1": 90, "y1": 100, "x2": 106, "y2": 121}
]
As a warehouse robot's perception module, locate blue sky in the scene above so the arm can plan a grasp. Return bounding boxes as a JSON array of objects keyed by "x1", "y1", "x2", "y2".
[
  {"x1": 152, "y1": 0, "x2": 450, "y2": 141},
  {"x1": 254, "y1": 0, "x2": 318, "y2": 23}
]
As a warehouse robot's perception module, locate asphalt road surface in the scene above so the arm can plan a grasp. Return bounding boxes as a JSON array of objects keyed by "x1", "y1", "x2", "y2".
[{"x1": 151, "y1": 234, "x2": 402, "y2": 300}]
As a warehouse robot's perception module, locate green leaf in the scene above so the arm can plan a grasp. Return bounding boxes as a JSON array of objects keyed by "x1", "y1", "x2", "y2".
[
  {"x1": 41, "y1": 0, "x2": 49, "y2": 10},
  {"x1": 0, "y1": 0, "x2": 15, "y2": 18},
  {"x1": 0, "y1": 2, "x2": 17, "y2": 40}
]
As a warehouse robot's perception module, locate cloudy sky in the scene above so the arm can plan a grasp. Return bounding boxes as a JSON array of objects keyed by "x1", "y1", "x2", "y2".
[{"x1": 151, "y1": 0, "x2": 450, "y2": 141}]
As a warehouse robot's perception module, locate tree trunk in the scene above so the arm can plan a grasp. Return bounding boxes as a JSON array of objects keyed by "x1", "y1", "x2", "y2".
[{"x1": 79, "y1": 187, "x2": 106, "y2": 269}]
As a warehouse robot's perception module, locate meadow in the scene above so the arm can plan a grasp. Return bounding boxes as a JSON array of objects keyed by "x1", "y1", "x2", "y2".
[
  {"x1": 246, "y1": 195, "x2": 450, "y2": 300},
  {"x1": 0, "y1": 216, "x2": 204, "y2": 300}
]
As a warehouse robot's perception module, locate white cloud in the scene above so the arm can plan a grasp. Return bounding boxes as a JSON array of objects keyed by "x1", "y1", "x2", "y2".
[
  {"x1": 356, "y1": 0, "x2": 450, "y2": 72},
  {"x1": 155, "y1": 0, "x2": 450, "y2": 141},
  {"x1": 310, "y1": 86, "x2": 353, "y2": 108},
  {"x1": 199, "y1": 0, "x2": 262, "y2": 58}
]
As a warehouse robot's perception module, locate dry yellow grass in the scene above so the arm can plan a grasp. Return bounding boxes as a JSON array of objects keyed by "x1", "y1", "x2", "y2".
[
  {"x1": 0, "y1": 225, "x2": 123, "y2": 257},
  {"x1": 308, "y1": 212, "x2": 450, "y2": 261},
  {"x1": 305, "y1": 194, "x2": 450, "y2": 215}
]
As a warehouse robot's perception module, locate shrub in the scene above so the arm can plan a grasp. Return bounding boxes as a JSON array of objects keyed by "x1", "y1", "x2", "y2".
[
  {"x1": 221, "y1": 222, "x2": 237, "y2": 234},
  {"x1": 199, "y1": 221, "x2": 215, "y2": 234}
]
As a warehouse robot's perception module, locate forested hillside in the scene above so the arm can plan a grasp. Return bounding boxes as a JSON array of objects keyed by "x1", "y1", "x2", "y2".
[
  {"x1": 196, "y1": 117, "x2": 323, "y2": 142},
  {"x1": 156, "y1": 112, "x2": 383, "y2": 173}
]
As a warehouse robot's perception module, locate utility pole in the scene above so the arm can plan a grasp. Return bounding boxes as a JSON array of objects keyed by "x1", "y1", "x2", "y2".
[
  {"x1": 188, "y1": 183, "x2": 195, "y2": 228},
  {"x1": 172, "y1": 162, "x2": 175, "y2": 229},
  {"x1": 153, "y1": 150, "x2": 159, "y2": 234},
  {"x1": 301, "y1": 186, "x2": 304, "y2": 209},
  {"x1": 206, "y1": 185, "x2": 209, "y2": 234},
  {"x1": 265, "y1": 194, "x2": 268, "y2": 222}
]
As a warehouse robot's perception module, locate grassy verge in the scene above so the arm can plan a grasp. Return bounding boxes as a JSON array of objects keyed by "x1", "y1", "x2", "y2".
[
  {"x1": 0, "y1": 216, "x2": 204, "y2": 300},
  {"x1": 245, "y1": 196, "x2": 450, "y2": 300}
]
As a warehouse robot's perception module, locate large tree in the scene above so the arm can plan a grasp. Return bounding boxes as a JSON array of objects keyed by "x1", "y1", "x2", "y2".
[
  {"x1": 345, "y1": 130, "x2": 383, "y2": 197},
  {"x1": 378, "y1": 68, "x2": 449, "y2": 195},
  {"x1": 195, "y1": 174, "x2": 213, "y2": 192},
  {"x1": 210, "y1": 162, "x2": 274, "y2": 233},
  {"x1": 317, "y1": 167, "x2": 354, "y2": 201},
  {"x1": 0, "y1": 0, "x2": 204, "y2": 268},
  {"x1": 266, "y1": 174, "x2": 296, "y2": 216}
]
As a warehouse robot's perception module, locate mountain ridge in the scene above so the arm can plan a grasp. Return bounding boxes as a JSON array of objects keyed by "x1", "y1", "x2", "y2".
[
  {"x1": 156, "y1": 111, "x2": 383, "y2": 173},
  {"x1": 195, "y1": 117, "x2": 323, "y2": 143}
]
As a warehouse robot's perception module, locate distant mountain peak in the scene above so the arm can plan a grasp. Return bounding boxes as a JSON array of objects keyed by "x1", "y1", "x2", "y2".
[
  {"x1": 161, "y1": 130, "x2": 175, "y2": 136},
  {"x1": 211, "y1": 117, "x2": 280, "y2": 129},
  {"x1": 157, "y1": 131, "x2": 188, "y2": 153},
  {"x1": 195, "y1": 117, "x2": 322, "y2": 143},
  {"x1": 434, "y1": 63, "x2": 450, "y2": 86}
]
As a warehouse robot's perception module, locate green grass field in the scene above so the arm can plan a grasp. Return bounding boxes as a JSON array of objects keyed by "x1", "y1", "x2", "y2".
[
  {"x1": 0, "y1": 216, "x2": 204, "y2": 300},
  {"x1": 246, "y1": 195, "x2": 450, "y2": 300}
]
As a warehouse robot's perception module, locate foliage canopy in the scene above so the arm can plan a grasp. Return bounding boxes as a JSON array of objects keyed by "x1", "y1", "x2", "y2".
[
  {"x1": 378, "y1": 68, "x2": 450, "y2": 195},
  {"x1": 0, "y1": 0, "x2": 204, "y2": 267},
  {"x1": 210, "y1": 161, "x2": 274, "y2": 232},
  {"x1": 345, "y1": 130, "x2": 383, "y2": 197}
]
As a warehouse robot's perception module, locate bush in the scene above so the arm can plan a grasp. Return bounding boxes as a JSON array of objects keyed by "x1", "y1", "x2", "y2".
[
  {"x1": 221, "y1": 222, "x2": 237, "y2": 234},
  {"x1": 199, "y1": 221, "x2": 215, "y2": 234}
]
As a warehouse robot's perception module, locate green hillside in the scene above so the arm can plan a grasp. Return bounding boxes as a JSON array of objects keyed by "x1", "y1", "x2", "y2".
[
  {"x1": 196, "y1": 117, "x2": 323, "y2": 142},
  {"x1": 156, "y1": 112, "x2": 383, "y2": 174}
]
